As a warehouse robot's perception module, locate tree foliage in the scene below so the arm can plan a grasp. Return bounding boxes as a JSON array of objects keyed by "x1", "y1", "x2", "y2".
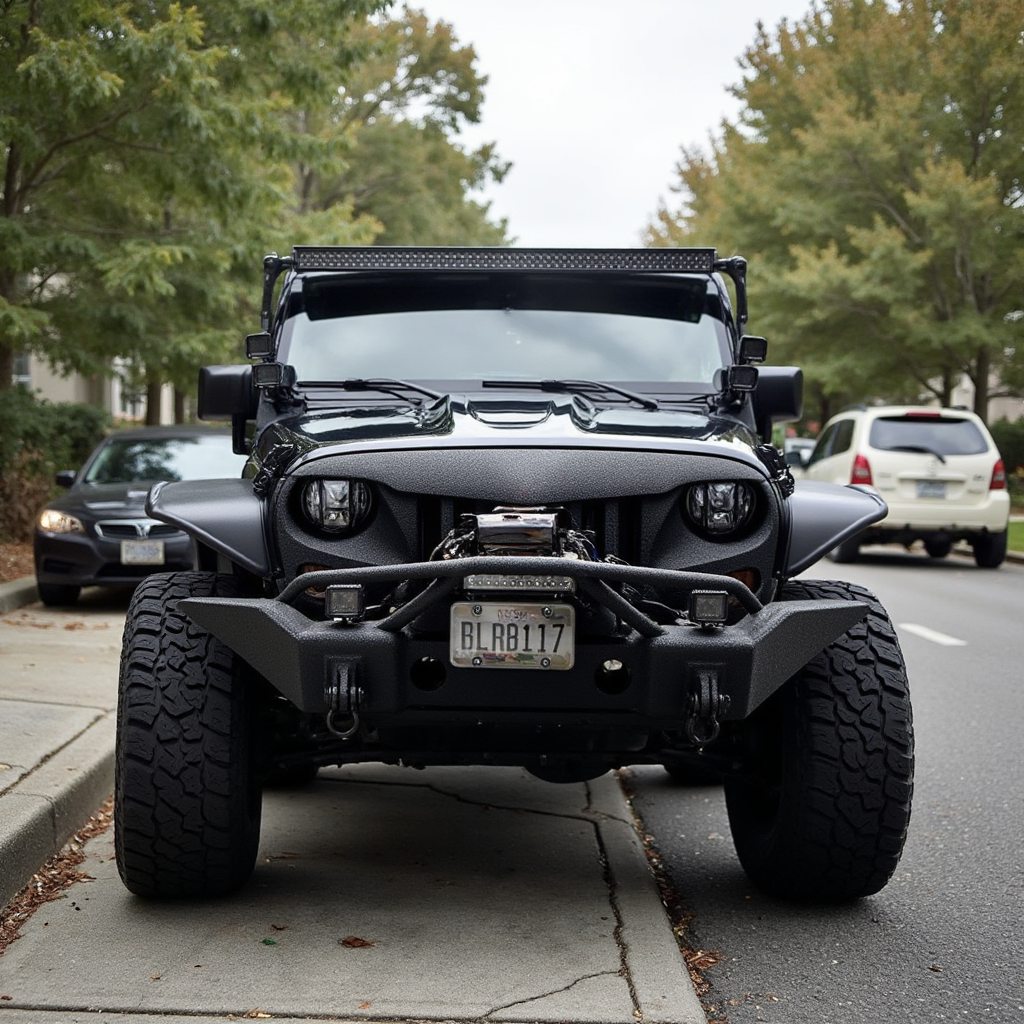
[
  {"x1": 648, "y1": 0, "x2": 1024, "y2": 423},
  {"x1": 0, "y1": 1, "x2": 508, "y2": 416}
]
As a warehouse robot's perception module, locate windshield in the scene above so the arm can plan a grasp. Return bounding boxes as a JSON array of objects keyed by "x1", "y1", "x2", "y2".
[
  {"x1": 84, "y1": 435, "x2": 244, "y2": 484},
  {"x1": 278, "y1": 272, "x2": 731, "y2": 386},
  {"x1": 868, "y1": 416, "x2": 988, "y2": 456}
]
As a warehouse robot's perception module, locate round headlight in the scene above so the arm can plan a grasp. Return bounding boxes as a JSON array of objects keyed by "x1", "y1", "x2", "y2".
[
  {"x1": 38, "y1": 509, "x2": 85, "y2": 534},
  {"x1": 300, "y1": 479, "x2": 372, "y2": 534},
  {"x1": 685, "y1": 482, "x2": 755, "y2": 537}
]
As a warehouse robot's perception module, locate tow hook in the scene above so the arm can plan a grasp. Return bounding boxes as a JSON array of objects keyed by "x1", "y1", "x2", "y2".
[
  {"x1": 685, "y1": 668, "x2": 731, "y2": 747},
  {"x1": 325, "y1": 657, "x2": 362, "y2": 739}
]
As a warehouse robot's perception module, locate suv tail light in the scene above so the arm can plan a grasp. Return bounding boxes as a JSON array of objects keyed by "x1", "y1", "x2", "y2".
[
  {"x1": 851, "y1": 454, "x2": 873, "y2": 486},
  {"x1": 990, "y1": 459, "x2": 1006, "y2": 490}
]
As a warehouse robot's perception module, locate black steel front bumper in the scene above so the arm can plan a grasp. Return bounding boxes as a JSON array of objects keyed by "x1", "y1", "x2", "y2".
[{"x1": 181, "y1": 557, "x2": 867, "y2": 728}]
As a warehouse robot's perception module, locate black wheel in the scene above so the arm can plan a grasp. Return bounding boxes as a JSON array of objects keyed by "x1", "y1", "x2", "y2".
[
  {"x1": 972, "y1": 531, "x2": 1007, "y2": 569},
  {"x1": 724, "y1": 579, "x2": 914, "y2": 902},
  {"x1": 38, "y1": 582, "x2": 81, "y2": 607},
  {"x1": 825, "y1": 534, "x2": 860, "y2": 563},
  {"x1": 115, "y1": 571, "x2": 262, "y2": 898},
  {"x1": 924, "y1": 539, "x2": 952, "y2": 559}
]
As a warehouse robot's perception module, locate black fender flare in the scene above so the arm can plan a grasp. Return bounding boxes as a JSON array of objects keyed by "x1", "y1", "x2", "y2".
[
  {"x1": 147, "y1": 479, "x2": 270, "y2": 577},
  {"x1": 784, "y1": 481, "x2": 887, "y2": 576}
]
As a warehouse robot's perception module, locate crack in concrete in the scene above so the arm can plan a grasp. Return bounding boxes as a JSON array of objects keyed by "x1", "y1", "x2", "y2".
[
  {"x1": 317, "y1": 773, "x2": 645, "y2": 1021},
  {"x1": 320, "y1": 772, "x2": 633, "y2": 828},
  {"x1": 479, "y1": 967, "x2": 624, "y2": 1019}
]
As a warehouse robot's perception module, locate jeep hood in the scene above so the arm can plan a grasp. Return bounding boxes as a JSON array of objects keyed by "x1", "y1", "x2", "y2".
[{"x1": 251, "y1": 393, "x2": 761, "y2": 469}]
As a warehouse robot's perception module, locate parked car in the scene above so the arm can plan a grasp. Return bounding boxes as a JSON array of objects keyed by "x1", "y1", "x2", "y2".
[
  {"x1": 782, "y1": 436, "x2": 816, "y2": 474},
  {"x1": 803, "y1": 405, "x2": 1010, "y2": 566},
  {"x1": 114, "y1": 246, "x2": 914, "y2": 904},
  {"x1": 33, "y1": 425, "x2": 246, "y2": 606}
]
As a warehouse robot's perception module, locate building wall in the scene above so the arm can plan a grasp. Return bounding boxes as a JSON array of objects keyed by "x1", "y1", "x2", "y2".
[{"x1": 20, "y1": 355, "x2": 175, "y2": 424}]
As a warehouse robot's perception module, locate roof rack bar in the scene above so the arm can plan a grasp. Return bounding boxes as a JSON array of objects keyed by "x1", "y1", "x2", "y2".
[{"x1": 291, "y1": 246, "x2": 718, "y2": 274}]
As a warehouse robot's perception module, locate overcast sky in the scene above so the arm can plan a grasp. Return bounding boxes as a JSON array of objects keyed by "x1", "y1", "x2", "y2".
[{"x1": 415, "y1": 1, "x2": 812, "y2": 247}]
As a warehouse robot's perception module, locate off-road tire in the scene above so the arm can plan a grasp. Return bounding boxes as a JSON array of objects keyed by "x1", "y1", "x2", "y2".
[
  {"x1": 972, "y1": 531, "x2": 1007, "y2": 569},
  {"x1": 115, "y1": 571, "x2": 262, "y2": 898},
  {"x1": 38, "y1": 582, "x2": 81, "y2": 607},
  {"x1": 724, "y1": 579, "x2": 913, "y2": 902}
]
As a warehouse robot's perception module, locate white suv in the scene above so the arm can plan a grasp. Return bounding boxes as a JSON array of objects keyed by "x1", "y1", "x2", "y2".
[{"x1": 803, "y1": 405, "x2": 1010, "y2": 567}]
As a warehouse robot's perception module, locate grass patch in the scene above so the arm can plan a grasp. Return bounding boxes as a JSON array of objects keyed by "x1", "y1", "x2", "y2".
[{"x1": 1008, "y1": 520, "x2": 1024, "y2": 553}]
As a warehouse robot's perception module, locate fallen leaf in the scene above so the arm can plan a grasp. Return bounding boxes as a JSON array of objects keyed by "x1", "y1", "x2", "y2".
[
  {"x1": 357, "y1": 1001, "x2": 372, "y2": 1009},
  {"x1": 261, "y1": 938, "x2": 277, "y2": 946},
  {"x1": 150, "y1": 974, "x2": 161, "y2": 981},
  {"x1": 271, "y1": 923, "x2": 288, "y2": 931},
  {"x1": 339, "y1": 935, "x2": 376, "y2": 948},
  {"x1": 930, "y1": 964, "x2": 944, "y2": 973}
]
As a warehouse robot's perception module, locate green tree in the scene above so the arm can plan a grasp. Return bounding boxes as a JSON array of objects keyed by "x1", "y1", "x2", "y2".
[
  {"x1": 297, "y1": 7, "x2": 510, "y2": 245},
  {"x1": 649, "y1": 0, "x2": 1024, "y2": 423},
  {"x1": 0, "y1": 0, "x2": 386, "y2": 418}
]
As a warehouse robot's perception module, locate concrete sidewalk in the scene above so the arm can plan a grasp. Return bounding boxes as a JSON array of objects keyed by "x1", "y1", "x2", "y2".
[
  {"x1": 0, "y1": 582, "x2": 123, "y2": 911},
  {"x1": 0, "y1": 579, "x2": 705, "y2": 1023}
]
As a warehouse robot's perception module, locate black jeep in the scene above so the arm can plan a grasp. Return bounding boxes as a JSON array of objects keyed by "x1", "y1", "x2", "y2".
[{"x1": 114, "y1": 247, "x2": 913, "y2": 902}]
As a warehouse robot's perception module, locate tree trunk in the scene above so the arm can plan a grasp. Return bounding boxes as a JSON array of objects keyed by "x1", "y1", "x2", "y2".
[
  {"x1": 940, "y1": 369, "x2": 954, "y2": 408},
  {"x1": 174, "y1": 388, "x2": 187, "y2": 424},
  {"x1": 146, "y1": 378, "x2": 162, "y2": 426},
  {"x1": 0, "y1": 343, "x2": 13, "y2": 392},
  {"x1": 973, "y1": 347, "x2": 990, "y2": 424}
]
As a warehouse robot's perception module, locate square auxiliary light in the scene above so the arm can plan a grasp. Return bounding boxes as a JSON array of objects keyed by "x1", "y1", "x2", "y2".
[
  {"x1": 325, "y1": 584, "x2": 365, "y2": 622},
  {"x1": 688, "y1": 590, "x2": 729, "y2": 627}
]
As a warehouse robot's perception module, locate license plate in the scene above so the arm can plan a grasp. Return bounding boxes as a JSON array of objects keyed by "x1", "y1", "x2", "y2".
[
  {"x1": 120, "y1": 539, "x2": 165, "y2": 565},
  {"x1": 916, "y1": 480, "x2": 946, "y2": 499},
  {"x1": 450, "y1": 602, "x2": 574, "y2": 669}
]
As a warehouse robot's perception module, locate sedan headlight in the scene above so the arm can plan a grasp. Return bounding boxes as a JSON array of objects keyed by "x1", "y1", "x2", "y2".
[
  {"x1": 300, "y1": 479, "x2": 372, "y2": 534},
  {"x1": 685, "y1": 482, "x2": 755, "y2": 537},
  {"x1": 37, "y1": 509, "x2": 85, "y2": 534}
]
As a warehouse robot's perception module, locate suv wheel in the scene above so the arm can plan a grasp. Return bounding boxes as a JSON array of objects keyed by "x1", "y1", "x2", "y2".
[
  {"x1": 972, "y1": 531, "x2": 1007, "y2": 569},
  {"x1": 115, "y1": 571, "x2": 263, "y2": 898},
  {"x1": 825, "y1": 535, "x2": 861, "y2": 563},
  {"x1": 724, "y1": 579, "x2": 914, "y2": 902}
]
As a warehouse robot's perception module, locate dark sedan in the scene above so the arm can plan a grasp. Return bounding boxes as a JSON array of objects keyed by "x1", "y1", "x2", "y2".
[{"x1": 33, "y1": 426, "x2": 246, "y2": 606}]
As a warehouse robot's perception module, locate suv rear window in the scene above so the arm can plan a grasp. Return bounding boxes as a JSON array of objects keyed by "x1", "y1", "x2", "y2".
[{"x1": 868, "y1": 416, "x2": 988, "y2": 457}]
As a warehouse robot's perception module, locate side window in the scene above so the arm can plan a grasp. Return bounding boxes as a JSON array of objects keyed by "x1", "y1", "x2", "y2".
[
  {"x1": 832, "y1": 419, "x2": 855, "y2": 456},
  {"x1": 807, "y1": 424, "x2": 836, "y2": 466}
]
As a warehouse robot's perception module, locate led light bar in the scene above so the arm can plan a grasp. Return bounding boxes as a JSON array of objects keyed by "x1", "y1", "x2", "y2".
[
  {"x1": 463, "y1": 574, "x2": 576, "y2": 594},
  {"x1": 291, "y1": 246, "x2": 718, "y2": 274}
]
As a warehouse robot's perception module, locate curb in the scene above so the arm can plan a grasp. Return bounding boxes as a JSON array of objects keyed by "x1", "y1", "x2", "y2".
[
  {"x1": 0, "y1": 576, "x2": 38, "y2": 614},
  {"x1": 0, "y1": 714, "x2": 115, "y2": 911}
]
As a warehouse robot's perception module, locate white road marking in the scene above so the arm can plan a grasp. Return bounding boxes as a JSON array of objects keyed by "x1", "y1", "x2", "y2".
[{"x1": 898, "y1": 623, "x2": 968, "y2": 647}]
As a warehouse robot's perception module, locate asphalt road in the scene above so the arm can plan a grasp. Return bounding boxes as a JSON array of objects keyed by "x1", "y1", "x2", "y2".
[{"x1": 629, "y1": 548, "x2": 1024, "y2": 1024}]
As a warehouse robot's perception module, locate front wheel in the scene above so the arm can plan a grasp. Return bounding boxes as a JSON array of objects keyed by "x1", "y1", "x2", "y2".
[
  {"x1": 115, "y1": 571, "x2": 263, "y2": 898},
  {"x1": 38, "y1": 582, "x2": 81, "y2": 607},
  {"x1": 724, "y1": 579, "x2": 914, "y2": 902},
  {"x1": 825, "y1": 534, "x2": 861, "y2": 563}
]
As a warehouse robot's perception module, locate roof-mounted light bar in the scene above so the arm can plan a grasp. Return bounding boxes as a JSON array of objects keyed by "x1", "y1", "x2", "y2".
[{"x1": 291, "y1": 246, "x2": 719, "y2": 274}]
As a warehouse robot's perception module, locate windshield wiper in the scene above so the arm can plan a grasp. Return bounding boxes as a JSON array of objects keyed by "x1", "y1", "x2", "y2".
[
  {"x1": 482, "y1": 378, "x2": 660, "y2": 410},
  {"x1": 298, "y1": 378, "x2": 446, "y2": 403},
  {"x1": 885, "y1": 444, "x2": 947, "y2": 463}
]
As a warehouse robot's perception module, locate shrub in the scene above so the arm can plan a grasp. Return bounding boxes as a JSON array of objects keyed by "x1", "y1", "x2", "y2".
[
  {"x1": 989, "y1": 418, "x2": 1024, "y2": 506},
  {"x1": 0, "y1": 387, "x2": 110, "y2": 541}
]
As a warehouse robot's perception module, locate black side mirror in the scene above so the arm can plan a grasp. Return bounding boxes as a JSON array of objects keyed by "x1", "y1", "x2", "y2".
[
  {"x1": 55, "y1": 470, "x2": 77, "y2": 488},
  {"x1": 198, "y1": 365, "x2": 259, "y2": 455}
]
